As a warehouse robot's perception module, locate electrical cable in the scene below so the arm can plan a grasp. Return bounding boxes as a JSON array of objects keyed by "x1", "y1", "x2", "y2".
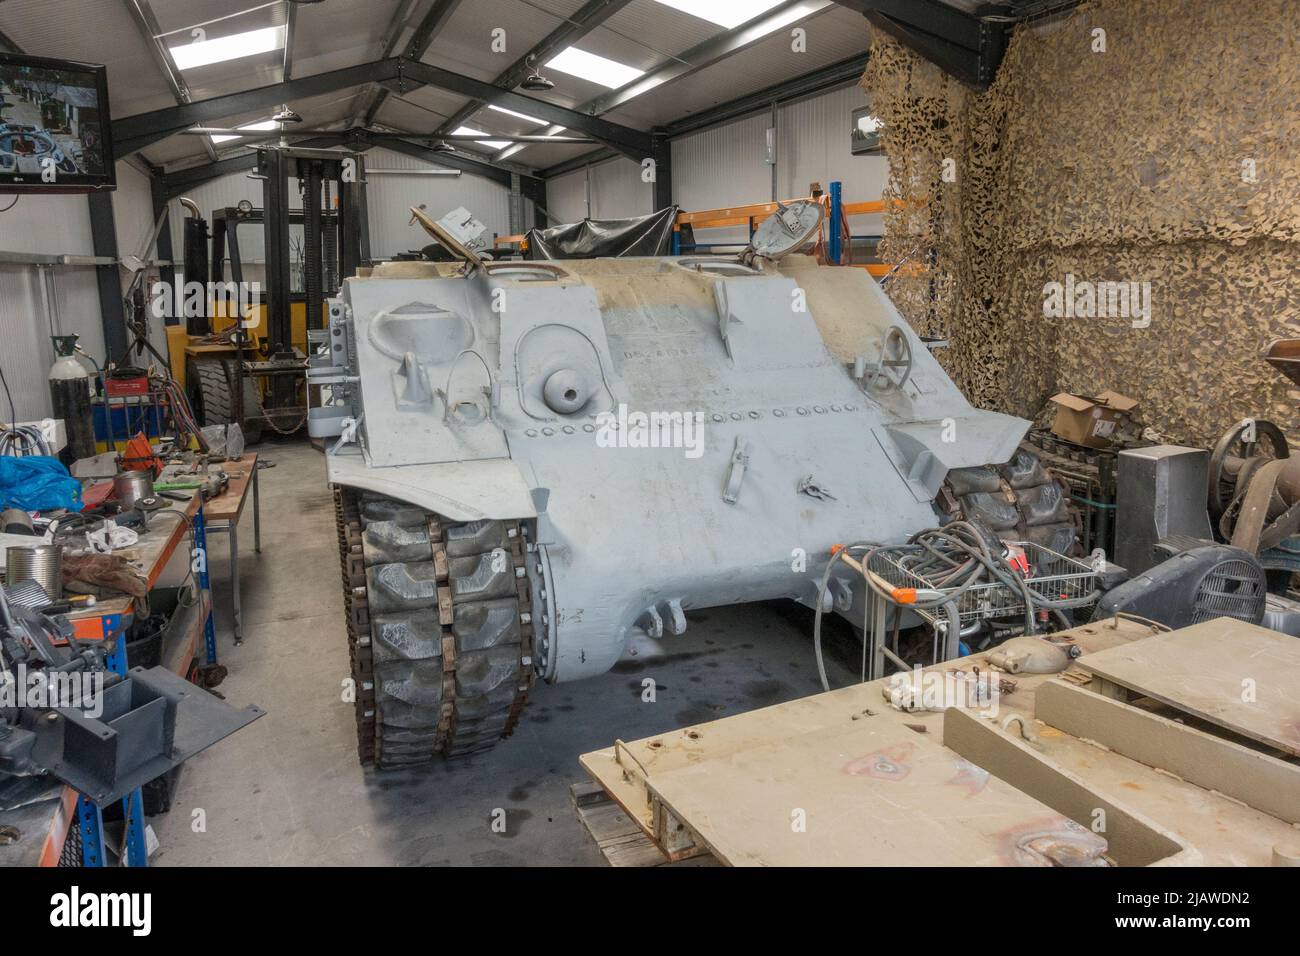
[{"x1": 814, "y1": 521, "x2": 1102, "y2": 690}]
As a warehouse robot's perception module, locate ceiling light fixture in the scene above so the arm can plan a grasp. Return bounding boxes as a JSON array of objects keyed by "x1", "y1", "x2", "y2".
[
  {"x1": 544, "y1": 47, "x2": 644, "y2": 89},
  {"x1": 650, "y1": 0, "x2": 785, "y2": 29},
  {"x1": 170, "y1": 25, "x2": 285, "y2": 70},
  {"x1": 519, "y1": 55, "x2": 555, "y2": 92}
]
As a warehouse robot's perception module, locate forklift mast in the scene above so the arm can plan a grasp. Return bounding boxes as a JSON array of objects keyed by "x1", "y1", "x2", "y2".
[{"x1": 257, "y1": 145, "x2": 369, "y2": 354}]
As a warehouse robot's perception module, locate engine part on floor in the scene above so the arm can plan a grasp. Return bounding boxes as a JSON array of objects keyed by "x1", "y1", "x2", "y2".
[
  {"x1": 817, "y1": 514, "x2": 1097, "y2": 691},
  {"x1": 1212, "y1": 418, "x2": 1291, "y2": 508},
  {"x1": 0, "y1": 585, "x2": 263, "y2": 804},
  {"x1": 941, "y1": 448, "x2": 1077, "y2": 557},
  {"x1": 1222, "y1": 454, "x2": 1300, "y2": 555},
  {"x1": 317, "y1": 203, "x2": 1039, "y2": 765},
  {"x1": 1091, "y1": 544, "x2": 1267, "y2": 630},
  {"x1": 985, "y1": 634, "x2": 1079, "y2": 674},
  {"x1": 1023, "y1": 428, "x2": 1122, "y2": 556},
  {"x1": 1116, "y1": 445, "x2": 1215, "y2": 574},
  {"x1": 1208, "y1": 417, "x2": 1289, "y2": 527}
]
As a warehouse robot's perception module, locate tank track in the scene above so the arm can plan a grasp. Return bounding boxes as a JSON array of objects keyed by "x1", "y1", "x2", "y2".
[{"x1": 334, "y1": 485, "x2": 535, "y2": 768}]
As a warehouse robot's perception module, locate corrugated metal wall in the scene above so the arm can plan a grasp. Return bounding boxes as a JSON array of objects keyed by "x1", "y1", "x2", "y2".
[
  {"x1": 672, "y1": 110, "x2": 773, "y2": 246},
  {"x1": 546, "y1": 168, "x2": 588, "y2": 224},
  {"x1": 0, "y1": 159, "x2": 156, "y2": 420},
  {"x1": 364, "y1": 147, "x2": 516, "y2": 258},
  {"x1": 544, "y1": 156, "x2": 654, "y2": 225}
]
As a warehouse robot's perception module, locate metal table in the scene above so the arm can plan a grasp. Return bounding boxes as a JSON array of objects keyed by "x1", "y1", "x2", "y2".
[{"x1": 195, "y1": 454, "x2": 261, "y2": 645}]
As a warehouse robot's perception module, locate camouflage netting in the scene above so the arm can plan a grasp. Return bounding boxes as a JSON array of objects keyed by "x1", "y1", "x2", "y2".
[{"x1": 862, "y1": 0, "x2": 1300, "y2": 446}]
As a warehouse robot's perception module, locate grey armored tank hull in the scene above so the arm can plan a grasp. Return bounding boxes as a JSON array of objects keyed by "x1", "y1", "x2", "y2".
[{"x1": 314, "y1": 251, "x2": 1031, "y2": 762}]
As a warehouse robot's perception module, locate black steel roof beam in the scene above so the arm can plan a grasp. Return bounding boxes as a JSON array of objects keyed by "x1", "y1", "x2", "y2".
[
  {"x1": 582, "y1": 0, "x2": 834, "y2": 117},
  {"x1": 433, "y1": 0, "x2": 636, "y2": 137},
  {"x1": 664, "y1": 52, "x2": 869, "y2": 138},
  {"x1": 112, "y1": 58, "x2": 404, "y2": 159},
  {"x1": 283, "y1": 0, "x2": 297, "y2": 81},
  {"x1": 541, "y1": 51, "x2": 869, "y2": 178},
  {"x1": 833, "y1": 0, "x2": 1006, "y2": 88},
  {"x1": 360, "y1": 0, "x2": 464, "y2": 128},
  {"x1": 500, "y1": 0, "x2": 833, "y2": 166},
  {"x1": 378, "y1": 136, "x2": 540, "y2": 188},
  {"x1": 121, "y1": 0, "x2": 220, "y2": 161},
  {"x1": 0, "y1": 28, "x2": 25, "y2": 53},
  {"x1": 397, "y1": 59, "x2": 652, "y2": 159}
]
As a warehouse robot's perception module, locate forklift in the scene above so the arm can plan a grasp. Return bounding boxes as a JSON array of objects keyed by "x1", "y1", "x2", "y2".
[{"x1": 168, "y1": 145, "x2": 369, "y2": 442}]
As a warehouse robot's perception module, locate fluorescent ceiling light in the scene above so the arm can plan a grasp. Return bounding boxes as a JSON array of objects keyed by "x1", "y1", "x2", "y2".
[
  {"x1": 170, "y1": 26, "x2": 285, "y2": 71},
  {"x1": 210, "y1": 119, "x2": 279, "y2": 144},
  {"x1": 545, "y1": 47, "x2": 644, "y2": 89},
  {"x1": 651, "y1": 0, "x2": 785, "y2": 29},
  {"x1": 455, "y1": 126, "x2": 511, "y2": 150},
  {"x1": 487, "y1": 105, "x2": 546, "y2": 125}
]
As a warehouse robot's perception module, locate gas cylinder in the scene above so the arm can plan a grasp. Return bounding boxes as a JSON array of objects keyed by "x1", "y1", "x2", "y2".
[{"x1": 48, "y1": 334, "x2": 95, "y2": 464}]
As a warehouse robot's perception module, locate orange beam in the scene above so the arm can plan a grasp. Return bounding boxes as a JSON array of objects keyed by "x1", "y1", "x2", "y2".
[{"x1": 676, "y1": 197, "x2": 812, "y2": 229}]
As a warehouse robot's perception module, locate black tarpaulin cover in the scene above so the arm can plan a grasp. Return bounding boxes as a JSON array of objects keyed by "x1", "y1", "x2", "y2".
[{"x1": 524, "y1": 206, "x2": 678, "y2": 260}]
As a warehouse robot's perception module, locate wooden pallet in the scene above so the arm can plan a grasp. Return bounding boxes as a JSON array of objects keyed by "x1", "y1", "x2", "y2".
[{"x1": 570, "y1": 783, "x2": 718, "y2": 868}]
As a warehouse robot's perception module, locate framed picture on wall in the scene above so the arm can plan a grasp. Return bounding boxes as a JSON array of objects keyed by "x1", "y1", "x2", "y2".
[{"x1": 850, "y1": 106, "x2": 883, "y2": 156}]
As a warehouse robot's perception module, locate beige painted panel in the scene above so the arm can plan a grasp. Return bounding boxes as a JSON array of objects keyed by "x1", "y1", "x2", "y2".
[{"x1": 1075, "y1": 618, "x2": 1300, "y2": 757}]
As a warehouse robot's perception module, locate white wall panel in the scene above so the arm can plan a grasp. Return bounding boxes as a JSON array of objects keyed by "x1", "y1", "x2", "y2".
[
  {"x1": 591, "y1": 157, "x2": 653, "y2": 220},
  {"x1": 671, "y1": 111, "x2": 772, "y2": 246},
  {"x1": 544, "y1": 157, "x2": 654, "y2": 226},
  {"x1": 546, "y1": 168, "x2": 589, "y2": 225}
]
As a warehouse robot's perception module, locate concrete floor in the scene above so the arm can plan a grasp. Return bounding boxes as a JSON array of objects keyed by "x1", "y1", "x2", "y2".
[{"x1": 152, "y1": 439, "x2": 857, "y2": 866}]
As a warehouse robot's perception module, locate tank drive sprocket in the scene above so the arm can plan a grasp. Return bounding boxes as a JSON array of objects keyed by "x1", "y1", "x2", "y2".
[{"x1": 334, "y1": 486, "x2": 535, "y2": 767}]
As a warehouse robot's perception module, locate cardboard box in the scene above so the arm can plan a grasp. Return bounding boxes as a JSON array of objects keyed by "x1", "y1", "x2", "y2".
[{"x1": 1048, "y1": 390, "x2": 1139, "y2": 448}]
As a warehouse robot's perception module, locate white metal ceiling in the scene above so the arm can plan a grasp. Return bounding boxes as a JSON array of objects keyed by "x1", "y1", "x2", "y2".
[{"x1": 0, "y1": 0, "x2": 895, "y2": 172}]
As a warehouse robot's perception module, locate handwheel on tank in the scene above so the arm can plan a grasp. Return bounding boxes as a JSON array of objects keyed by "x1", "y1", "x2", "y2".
[
  {"x1": 1208, "y1": 418, "x2": 1289, "y2": 522},
  {"x1": 867, "y1": 325, "x2": 914, "y2": 393}
]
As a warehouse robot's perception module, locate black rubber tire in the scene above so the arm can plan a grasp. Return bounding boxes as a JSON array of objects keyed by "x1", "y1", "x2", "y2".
[{"x1": 188, "y1": 358, "x2": 264, "y2": 445}]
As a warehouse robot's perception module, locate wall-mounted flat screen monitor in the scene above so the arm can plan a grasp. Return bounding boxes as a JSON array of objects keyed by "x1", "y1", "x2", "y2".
[{"x1": 0, "y1": 52, "x2": 115, "y2": 193}]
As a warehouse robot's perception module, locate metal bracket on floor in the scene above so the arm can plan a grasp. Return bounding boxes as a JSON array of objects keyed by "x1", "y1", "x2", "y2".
[{"x1": 77, "y1": 613, "x2": 148, "y2": 867}]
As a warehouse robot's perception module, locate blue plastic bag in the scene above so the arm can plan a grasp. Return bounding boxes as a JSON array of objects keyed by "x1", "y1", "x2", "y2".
[{"x1": 0, "y1": 455, "x2": 84, "y2": 512}]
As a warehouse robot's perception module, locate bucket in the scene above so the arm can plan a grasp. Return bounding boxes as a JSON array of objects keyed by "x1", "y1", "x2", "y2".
[{"x1": 113, "y1": 470, "x2": 154, "y2": 509}]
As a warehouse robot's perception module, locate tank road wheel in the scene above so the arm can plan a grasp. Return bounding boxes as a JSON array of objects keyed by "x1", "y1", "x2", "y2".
[
  {"x1": 187, "y1": 357, "x2": 265, "y2": 445},
  {"x1": 333, "y1": 486, "x2": 536, "y2": 768}
]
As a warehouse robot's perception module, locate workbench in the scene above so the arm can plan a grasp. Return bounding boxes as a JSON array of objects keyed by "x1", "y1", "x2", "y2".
[{"x1": 0, "y1": 469, "x2": 229, "y2": 868}]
